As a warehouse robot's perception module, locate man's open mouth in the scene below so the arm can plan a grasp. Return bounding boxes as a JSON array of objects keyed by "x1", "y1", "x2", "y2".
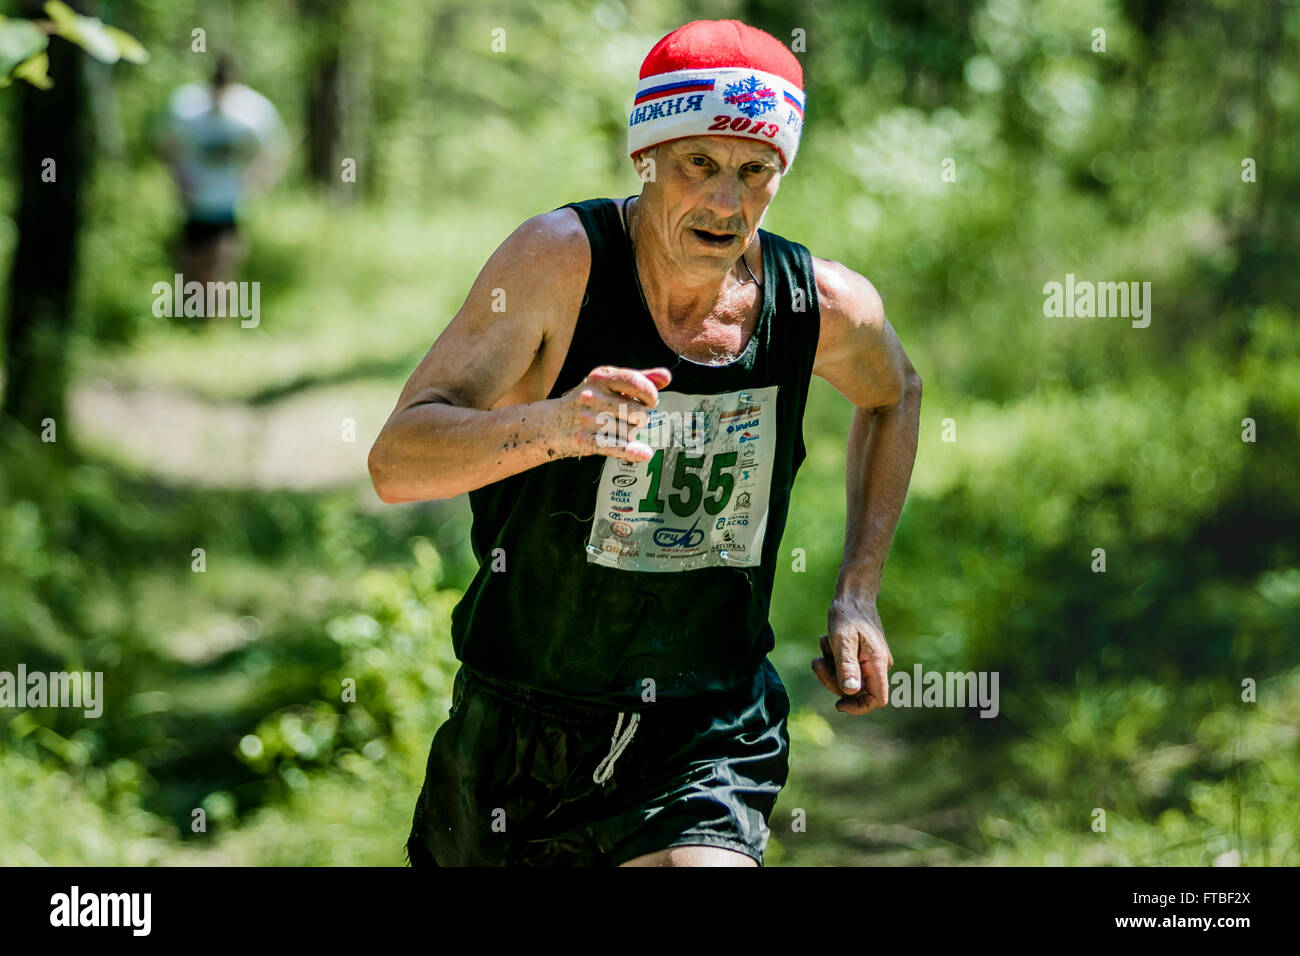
[{"x1": 691, "y1": 228, "x2": 737, "y2": 246}]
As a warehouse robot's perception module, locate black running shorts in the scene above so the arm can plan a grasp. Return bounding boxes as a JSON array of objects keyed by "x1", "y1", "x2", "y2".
[
  {"x1": 182, "y1": 214, "x2": 238, "y2": 248},
  {"x1": 406, "y1": 658, "x2": 791, "y2": 866}
]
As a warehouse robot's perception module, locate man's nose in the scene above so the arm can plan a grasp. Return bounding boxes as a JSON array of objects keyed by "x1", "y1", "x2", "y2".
[{"x1": 703, "y1": 180, "x2": 743, "y2": 222}]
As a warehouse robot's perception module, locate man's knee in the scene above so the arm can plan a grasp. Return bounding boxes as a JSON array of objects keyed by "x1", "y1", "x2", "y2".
[{"x1": 619, "y1": 844, "x2": 758, "y2": 867}]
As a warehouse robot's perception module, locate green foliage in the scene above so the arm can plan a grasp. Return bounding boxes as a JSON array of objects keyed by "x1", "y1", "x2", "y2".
[
  {"x1": 236, "y1": 538, "x2": 461, "y2": 786},
  {"x1": 978, "y1": 668, "x2": 1300, "y2": 865},
  {"x1": 0, "y1": 18, "x2": 47, "y2": 82},
  {"x1": 0, "y1": 733, "x2": 179, "y2": 865},
  {"x1": 44, "y1": 2, "x2": 148, "y2": 65},
  {"x1": 3, "y1": 0, "x2": 1298, "y2": 865},
  {"x1": 0, "y1": 3, "x2": 146, "y2": 90}
]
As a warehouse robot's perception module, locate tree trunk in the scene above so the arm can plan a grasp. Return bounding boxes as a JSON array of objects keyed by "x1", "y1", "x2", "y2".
[
  {"x1": 303, "y1": 0, "x2": 362, "y2": 200},
  {"x1": 2, "y1": 3, "x2": 88, "y2": 440}
]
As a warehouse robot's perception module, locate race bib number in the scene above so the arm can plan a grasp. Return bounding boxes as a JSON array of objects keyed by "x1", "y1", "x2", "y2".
[{"x1": 585, "y1": 385, "x2": 779, "y2": 572}]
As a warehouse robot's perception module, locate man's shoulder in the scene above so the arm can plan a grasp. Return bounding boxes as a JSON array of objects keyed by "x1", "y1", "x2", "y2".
[
  {"x1": 223, "y1": 83, "x2": 284, "y2": 130},
  {"x1": 168, "y1": 83, "x2": 211, "y2": 119},
  {"x1": 502, "y1": 201, "x2": 606, "y2": 288},
  {"x1": 517, "y1": 201, "x2": 597, "y2": 248},
  {"x1": 808, "y1": 254, "x2": 884, "y2": 332},
  {"x1": 522, "y1": 196, "x2": 624, "y2": 248},
  {"x1": 479, "y1": 203, "x2": 603, "y2": 325}
]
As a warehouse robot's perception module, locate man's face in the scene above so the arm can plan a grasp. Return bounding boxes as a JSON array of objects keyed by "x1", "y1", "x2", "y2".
[{"x1": 636, "y1": 136, "x2": 782, "y2": 272}]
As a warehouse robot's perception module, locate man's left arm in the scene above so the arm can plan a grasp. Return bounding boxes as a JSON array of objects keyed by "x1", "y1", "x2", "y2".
[{"x1": 809, "y1": 258, "x2": 922, "y2": 715}]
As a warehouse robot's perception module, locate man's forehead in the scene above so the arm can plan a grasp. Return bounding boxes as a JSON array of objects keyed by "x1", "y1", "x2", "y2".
[{"x1": 665, "y1": 136, "x2": 781, "y2": 166}]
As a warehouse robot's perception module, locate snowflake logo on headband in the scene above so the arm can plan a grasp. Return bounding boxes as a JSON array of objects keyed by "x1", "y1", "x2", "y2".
[{"x1": 723, "y1": 75, "x2": 777, "y2": 118}]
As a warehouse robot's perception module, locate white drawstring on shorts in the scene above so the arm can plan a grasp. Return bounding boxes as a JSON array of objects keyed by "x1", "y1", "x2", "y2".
[{"x1": 592, "y1": 711, "x2": 640, "y2": 785}]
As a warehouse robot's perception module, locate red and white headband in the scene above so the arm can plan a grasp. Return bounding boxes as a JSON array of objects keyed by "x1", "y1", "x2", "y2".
[
  {"x1": 627, "y1": 20, "x2": 806, "y2": 174},
  {"x1": 628, "y1": 67, "x2": 804, "y2": 173}
]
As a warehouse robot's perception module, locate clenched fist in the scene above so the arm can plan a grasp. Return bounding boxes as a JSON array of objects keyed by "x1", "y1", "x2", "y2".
[
  {"x1": 548, "y1": 365, "x2": 672, "y2": 462},
  {"x1": 812, "y1": 598, "x2": 895, "y2": 715}
]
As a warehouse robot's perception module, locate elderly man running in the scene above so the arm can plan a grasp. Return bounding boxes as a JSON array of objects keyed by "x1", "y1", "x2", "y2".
[{"x1": 370, "y1": 18, "x2": 921, "y2": 867}]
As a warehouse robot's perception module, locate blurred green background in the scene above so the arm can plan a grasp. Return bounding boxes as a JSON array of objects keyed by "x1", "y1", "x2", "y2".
[{"x1": 1, "y1": 0, "x2": 1297, "y2": 866}]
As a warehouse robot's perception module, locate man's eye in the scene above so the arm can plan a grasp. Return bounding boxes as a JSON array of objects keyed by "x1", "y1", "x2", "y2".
[{"x1": 690, "y1": 156, "x2": 709, "y2": 167}]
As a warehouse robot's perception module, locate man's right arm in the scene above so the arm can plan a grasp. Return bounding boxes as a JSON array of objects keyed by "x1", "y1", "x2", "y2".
[{"x1": 367, "y1": 209, "x2": 669, "y2": 503}]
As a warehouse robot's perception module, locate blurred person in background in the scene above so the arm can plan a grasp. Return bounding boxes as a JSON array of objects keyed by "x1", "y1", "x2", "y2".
[{"x1": 157, "y1": 54, "x2": 289, "y2": 298}]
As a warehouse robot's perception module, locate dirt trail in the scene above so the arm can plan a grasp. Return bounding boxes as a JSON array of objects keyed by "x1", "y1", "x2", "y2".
[{"x1": 70, "y1": 378, "x2": 396, "y2": 493}]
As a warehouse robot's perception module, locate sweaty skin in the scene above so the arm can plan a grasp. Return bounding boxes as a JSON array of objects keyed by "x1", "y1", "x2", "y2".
[{"x1": 369, "y1": 135, "x2": 921, "y2": 867}]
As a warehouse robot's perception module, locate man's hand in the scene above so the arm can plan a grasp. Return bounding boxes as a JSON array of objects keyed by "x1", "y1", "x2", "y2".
[
  {"x1": 550, "y1": 365, "x2": 672, "y2": 462},
  {"x1": 811, "y1": 599, "x2": 894, "y2": 715}
]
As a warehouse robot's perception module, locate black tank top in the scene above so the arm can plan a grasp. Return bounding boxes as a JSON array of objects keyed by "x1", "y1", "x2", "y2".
[{"x1": 449, "y1": 197, "x2": 821, "y2": 706}]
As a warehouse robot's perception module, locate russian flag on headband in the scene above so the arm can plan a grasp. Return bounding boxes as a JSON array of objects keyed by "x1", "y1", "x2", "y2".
[
  {"x1": 635, "y1": 77, "x2": 715, "y2": 105},
  {"x1": 783, "y1": 89, "x2": 804, "y2": 117}
]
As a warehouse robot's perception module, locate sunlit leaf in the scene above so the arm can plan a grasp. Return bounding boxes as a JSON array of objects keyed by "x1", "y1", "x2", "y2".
[
  {"x1": 103, "y1": 24, "x2": 148, "y2": 64},
  {"x1": 13, "y1": 50, "x2": 52, "y2": 89},
  {"x1": 0, "y1": 17, "x2": 49, "y2": 77},
  {"x1": 44, "y1": 0, "x2": 120, "y2": 64}
]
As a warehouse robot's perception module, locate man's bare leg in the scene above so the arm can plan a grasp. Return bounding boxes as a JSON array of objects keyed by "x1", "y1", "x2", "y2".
[
  {"x1": 182, "y1": 232, "x2": 245, "y2": 290},
  {"x1": 212, "y1": 231, "x2": 246, "y2": 284},
  {"x1": 620, "y1": 845, "x2": 757, "y2": 867}
]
